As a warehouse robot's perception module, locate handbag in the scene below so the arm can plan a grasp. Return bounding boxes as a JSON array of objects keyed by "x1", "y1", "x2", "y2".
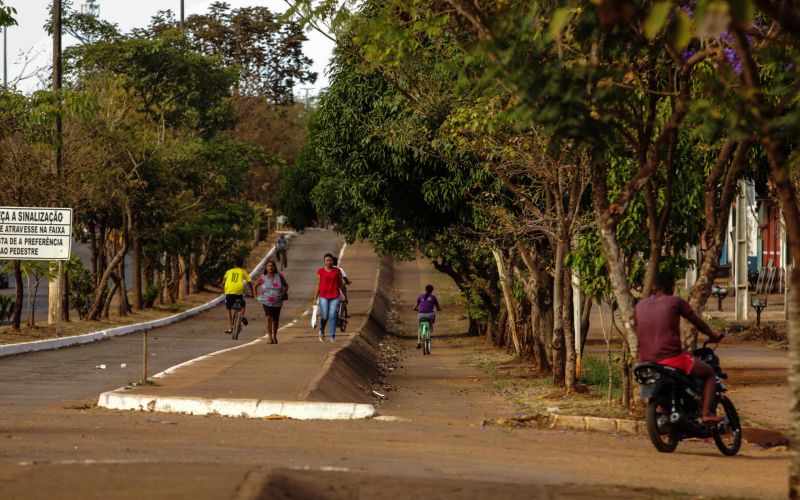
[
  {"x1": 311, "y1": 304, "x2": 319, "y2": 329},
  {"x1": 279, "y1": 273, "x2": 288, "y2": 300}
]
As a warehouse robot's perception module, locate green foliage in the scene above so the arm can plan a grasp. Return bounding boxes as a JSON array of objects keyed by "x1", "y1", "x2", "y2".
[
  {"x1": 73, "y1": 33, "x2": 237, "y2": 134},
  {"x1": 0, "y1": 295, "x2": 13, "y2": 322},
  {"x1": 67, "y1": 257, "x2": 94, "y2": 320},
  {"x1": 278, "y1": 142, "x2": 321, "y2": 229},
  {"x1": 579, "y1": 355, "x2": 622, "y2": 396},
  {"x1": 0, "y1": 0, "x2": 16, "y2": 28},
  {"x1": 143, "y1": 2, "x2": 317, "y2": 102},
  {"x1": 142, "y1": 284, "x2": 160, "y2": 308}
]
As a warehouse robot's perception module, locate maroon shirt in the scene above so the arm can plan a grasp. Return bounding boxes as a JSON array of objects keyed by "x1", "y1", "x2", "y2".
[{"x1": 634, "y1": 293, "x2": 713, "y2": 363}]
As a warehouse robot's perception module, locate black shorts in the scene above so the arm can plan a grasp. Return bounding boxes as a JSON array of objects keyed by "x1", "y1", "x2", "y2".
[
  {"x1": 262, "y1": 304, "x2": 281, "y2": 321},
  {"x1": 225, "y1": 294, "x2": 245, "y2": 310}
]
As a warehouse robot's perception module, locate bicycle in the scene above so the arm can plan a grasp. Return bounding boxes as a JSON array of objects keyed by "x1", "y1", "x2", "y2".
[
  {"x1": 419, "y1": 317, "x2": 432, "y2": 355},
  {"x1": 231, "y1": 298, "x2": 245, "y2": 340},
  {"x1": 337, "y1": 301, "x2": 348, "y2": 332}
]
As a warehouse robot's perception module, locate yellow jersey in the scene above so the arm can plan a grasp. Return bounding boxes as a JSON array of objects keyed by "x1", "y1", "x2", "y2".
[{"x1": 223, "y1": 267, "x2": 251, "y2": 295}]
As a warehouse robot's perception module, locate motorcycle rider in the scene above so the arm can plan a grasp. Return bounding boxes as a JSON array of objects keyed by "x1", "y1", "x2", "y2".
[{"x1": 634, "y1": 272, "x2": 724, "y2": 424}]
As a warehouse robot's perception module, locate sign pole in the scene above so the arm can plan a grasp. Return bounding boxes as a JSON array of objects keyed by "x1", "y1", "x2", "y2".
[
  {"x1": 142, "y1": 331, "x2": 148, "y2": 384},
  {"x1": 56, "y1": 260, "x2": 63, "y2": 335}
]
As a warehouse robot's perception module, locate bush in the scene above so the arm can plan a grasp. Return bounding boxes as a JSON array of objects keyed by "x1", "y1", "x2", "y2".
[
  {"x1": 0, "y1": 294, "x2": 14, "y2": 322},
  {"x1": 67, "y1": 260, "x2": 94, "y2": 320},
  {"x1": 142, "y1": 284, "x2": 161, "y2": 308}
]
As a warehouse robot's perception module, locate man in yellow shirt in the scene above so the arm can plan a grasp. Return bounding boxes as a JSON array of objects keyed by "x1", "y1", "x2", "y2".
[{"x1": 223, "y1": 259, "x2": 255, "y2": 334}]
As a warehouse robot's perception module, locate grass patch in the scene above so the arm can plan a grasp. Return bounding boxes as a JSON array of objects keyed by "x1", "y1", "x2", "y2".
[
  {"x1": 578, "y1": 355, "x2": 623, "y2": 399},
  {"x1": 452, "y1": 336, "x2": 636, "y2": 419}
]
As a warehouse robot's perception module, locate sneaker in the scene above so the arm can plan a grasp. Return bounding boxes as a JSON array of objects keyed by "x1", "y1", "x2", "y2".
[
  {"x1": 225, "y1": 330, "x2": 232, "y2": 335},
  {"x1": 416, "y1": 342, "x2": 421, "y2": 349},
  {"x1": 319, "y1": 335, "x2": 324, "y2": 343},
  {"x1": 329, "y1": 337, "x2": 335, "y2": 342},
  {"x1": 241, "y1": 317, "x2": 248, "y2": 326}
]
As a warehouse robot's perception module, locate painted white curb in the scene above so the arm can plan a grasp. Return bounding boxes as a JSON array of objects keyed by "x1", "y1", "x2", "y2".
[
  {"x1": 0, "y1": 235, "x2": 293, "y2": 358},
  {"x1": 97, "y1": 392, "x2": 376, "y2": 420}
]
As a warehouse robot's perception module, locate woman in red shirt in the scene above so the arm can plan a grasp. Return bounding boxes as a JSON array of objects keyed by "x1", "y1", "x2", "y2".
[{"x1": 313, "y1": 253, "x2": 348, "y2": 342}]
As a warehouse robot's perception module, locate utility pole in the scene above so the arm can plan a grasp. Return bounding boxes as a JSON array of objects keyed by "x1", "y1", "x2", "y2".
[
  {"x1": 53, "y1": 0, "x2": 62, "y2": 179},
  {"x1": 50, "y1": 0, "x2": 65, "y2": 329},
  {"x1": 180, "y1": 0, "x2": 185, "y2": 26}
]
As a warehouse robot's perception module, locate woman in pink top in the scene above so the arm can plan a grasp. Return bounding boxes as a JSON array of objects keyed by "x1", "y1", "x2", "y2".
[{"x1": 313, "y1": 253, "x2": 348, "y2": 342}]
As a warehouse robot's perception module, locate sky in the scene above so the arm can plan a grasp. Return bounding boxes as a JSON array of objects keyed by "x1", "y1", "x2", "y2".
[{"x1": 2, "y1": 0, "x2": 334, "y2": 95}]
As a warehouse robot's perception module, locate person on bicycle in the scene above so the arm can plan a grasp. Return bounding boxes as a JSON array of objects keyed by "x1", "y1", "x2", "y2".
[
  {"x1": 256, "y1": 260, "x2": 288, "y2": 344},
  {"x1": 223, "y1": 259, "x2": 255, "y2": 334},
  {"x1": 634, "y1": 272, "x2": 724, "y2": 424},
  {"x1": 313, "y1": 253, "x2": 348, "y2": 342},
  {"x1": 276, "y1": 234, "x2": 289, "y2": 270},
  {"x1": 413, "y1": 284, "x2": 441, "y2": 349}
]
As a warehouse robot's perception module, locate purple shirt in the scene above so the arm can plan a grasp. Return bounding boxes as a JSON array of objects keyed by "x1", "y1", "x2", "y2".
[
  {"x1": 416, "y1": 293, "x2": 439, "y2": 314},
  {"x1": 634, "y1": 293, "x2": 713, "y2": 363}
]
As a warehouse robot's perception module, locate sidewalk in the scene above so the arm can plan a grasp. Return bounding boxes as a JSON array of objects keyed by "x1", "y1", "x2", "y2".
[{"x1": 98, "y1": 241, "x2": 383, "y2": 420}]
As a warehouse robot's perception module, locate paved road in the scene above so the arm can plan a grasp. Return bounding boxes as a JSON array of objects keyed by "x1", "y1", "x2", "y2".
[{"x1": 0, "y1": 230, "x2": 342, "y2": 410}]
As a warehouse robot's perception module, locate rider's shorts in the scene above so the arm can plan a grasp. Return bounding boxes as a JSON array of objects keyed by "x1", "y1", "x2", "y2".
[
  {"x1": 225, "y1": 294, "x2": 245, "y2": 310},
  {"x1": 658, "y1": 353, "x2": 694, "y2": 374},
  {"x1": 417, "y1": 312, "x2": 436, "y2": 325}
]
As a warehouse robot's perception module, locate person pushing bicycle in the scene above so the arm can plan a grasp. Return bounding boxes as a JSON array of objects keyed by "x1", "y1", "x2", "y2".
[
  {"x1": 223, "y1": 258, "x2": 255, "y2": 334},
  {"x1": 413, "y1": 284, "x2": 441, "y2": 349},
  {"x1": 276, "y1": 234, "x2": 289, "y2": 270}
]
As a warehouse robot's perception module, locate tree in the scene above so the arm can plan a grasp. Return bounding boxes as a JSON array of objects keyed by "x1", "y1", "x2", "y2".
[{"x1": 143, "y1": 2, "x2": 316, "y2": 103}]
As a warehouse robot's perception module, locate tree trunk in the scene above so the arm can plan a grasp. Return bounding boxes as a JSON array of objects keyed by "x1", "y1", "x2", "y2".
[
  {"x1": 26, "y1": 273, "x2": 34, "y2": 327},
  {"x1": 551, "y1": 241, "x2": 566, "y2": 387},
  {"x1": 161, "y1": 253, "x2": 171, "y2": 304},
  {"x1": 131, "y1": 229, "x2": 143, "y2": 310},
  {"x1": 189, "y1": 252, "x2": 200, "y2": 294},
  {"x1": 563, "y1": 266, "x2": 577, "y2": 391},
  {"x1": 179, "y1": 254, "x2": 189, "y2": 299},
  {"x1": 760, "y1": 138, "x2": 800, "y2": 498},
  {"x1": 789, "y1": 283, "x2": 800, "y2": 498},
  {"x1": 492, "y1": 248, "x2": 522, "y2": 356},
  {"x1": 102, "y1": 278, "x2": 118, "y2": 320},
  {"x1": 11, "y1": 260, "x2": 22, "y2": 330},
  {"x1": 87, "y1": 208, "x2": 130, "y2": 320},
  {"x1": 496, "y1": 307, "x2": 506, "y2": 348},
  {"x1": 168, "y1": 255, "x2": 181, "y2": 303},
  {"x1": 62, "y1": 267, "x2": 69, "y2": 321},
  {"x1": 116, "y1": 258, "x2": 130, "y2": 316}
]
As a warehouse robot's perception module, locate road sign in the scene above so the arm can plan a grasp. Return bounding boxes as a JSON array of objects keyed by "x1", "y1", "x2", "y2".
[{"x1": 0, "y1": 207, "x2": 73, "y2": 261}]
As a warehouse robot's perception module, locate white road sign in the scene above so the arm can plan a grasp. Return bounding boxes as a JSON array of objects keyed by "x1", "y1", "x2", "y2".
[{"x1": 0, "y1": 207, "x2": 73, "y2": 261}]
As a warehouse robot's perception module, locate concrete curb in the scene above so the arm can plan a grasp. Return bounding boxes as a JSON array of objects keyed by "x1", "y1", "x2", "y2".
[
  {"x1": 97, "y1": 392, "x2": 377, "y2": 420},
  {"x1": 482, "y1": 413, "x2": 645, "y2": 436},
  {"x1": 0, "y1": 236, "x2": 291, "y2": 358},
  {"x1": 549, "y1": 414, "x2": 644, "y2": 435}
]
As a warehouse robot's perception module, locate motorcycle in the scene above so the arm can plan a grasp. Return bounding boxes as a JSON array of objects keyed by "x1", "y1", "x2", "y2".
[{"x1": 633, "y1": 340, "x2": 742, "y2": 456}]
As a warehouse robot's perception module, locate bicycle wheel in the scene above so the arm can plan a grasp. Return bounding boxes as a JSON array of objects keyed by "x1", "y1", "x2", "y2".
[
  {"x1": 232, "y1": 310, "x2": 242, "y2": 340},
  {"x1": 712, "y1": 396, "x2": 742, "y2": 456},
  {"x1": 421, "y1": 323, "x2": 431, "y2": 355},
  {"x1": 338, "y1": 304, "x2": 348, "y2": 332}
]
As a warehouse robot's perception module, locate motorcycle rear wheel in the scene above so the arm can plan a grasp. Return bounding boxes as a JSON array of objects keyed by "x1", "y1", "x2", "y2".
[
  {"x1": 646, "y1": 399, "x2": 679, "y2": 453},
  {"x1": 712, "y1": 396, "x2": 742, "y2": 456}
]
